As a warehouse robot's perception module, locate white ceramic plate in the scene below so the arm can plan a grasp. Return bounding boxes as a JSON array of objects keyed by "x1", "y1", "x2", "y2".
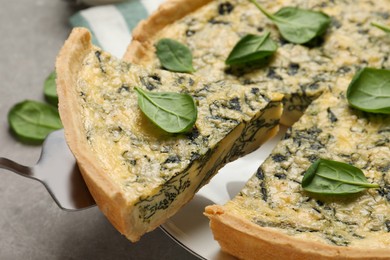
[{"x1": 161, "y1": 127, "x2": 287, "y2": 260}]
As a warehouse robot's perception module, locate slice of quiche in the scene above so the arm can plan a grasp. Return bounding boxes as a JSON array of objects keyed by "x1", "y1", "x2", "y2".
[
  {"x1": 205, "y1": 87, "x2": 390, "y2": 259},
  {"x1": 55, "y1": 28, "x2": 282, "y2": 242},
  {"x1": 125, "y1": 0, "x2": 390, "y2": 126}
]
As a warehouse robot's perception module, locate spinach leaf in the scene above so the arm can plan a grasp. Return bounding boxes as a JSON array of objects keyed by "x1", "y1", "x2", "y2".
[
  {"x1": 156, "y1": 38, "x2": 195, "y2": 73},
  {"x1": 346, "y1": 67, "x2": 390, "y2": 114},
  {"x1": 225, "y1": 32, "x2": 278, "y2": 65},
  {"x1": 8, "y1": 100, "x2": 63, "y2": 144},
  {"x1": 134, "y1": 87, "x2": 197, "y2": 133},
  {"x1": 371, "y1": 22, "x2": 390, "y2": 33},
  {"x1": 302, "y1": 159, "x2": 379, "y2": 195},
  {"x1": 44, "y1": 71, "x2": 58, "y2": 106},
  {"x1": 248, "y1": 0, "x2": 331, "y2": 44}
]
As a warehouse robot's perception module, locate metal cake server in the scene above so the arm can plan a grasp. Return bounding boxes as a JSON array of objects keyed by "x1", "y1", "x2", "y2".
[{"x1": 0, "y1": 129, "x2": 95, "y2": 211}]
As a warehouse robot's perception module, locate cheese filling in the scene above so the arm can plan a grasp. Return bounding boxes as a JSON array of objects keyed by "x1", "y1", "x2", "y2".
[
  {"x1": 226, "y1": 89, "x2": 390, "y2": 248},
  {"x1": 77, "y1": 48, "x2": 282, "y2": 222},
  {"x1": 143, "y1": 0, "x2": 390, "y2": 125},
  {"x1": 131, "y1": 0, "x2": 390, "y2": 247}
]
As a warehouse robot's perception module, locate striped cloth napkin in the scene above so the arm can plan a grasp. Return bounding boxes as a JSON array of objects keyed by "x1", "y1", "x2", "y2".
[{"x1": 70, "y1": 0, "x2": 165, "y2": 58}]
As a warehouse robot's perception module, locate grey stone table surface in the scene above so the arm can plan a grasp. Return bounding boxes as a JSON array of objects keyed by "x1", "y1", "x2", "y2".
[{"x1": 0, "y1": 0, "x2": 199, "y2": 259}]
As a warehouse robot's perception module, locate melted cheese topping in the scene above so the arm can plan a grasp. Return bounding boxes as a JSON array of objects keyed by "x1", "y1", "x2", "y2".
[
  {"x1": 77, "y1": 48, "x2": 281, "y2": 206},
  {"x1": 146, "y1": 0, "x2": 390, "y2": 124}
]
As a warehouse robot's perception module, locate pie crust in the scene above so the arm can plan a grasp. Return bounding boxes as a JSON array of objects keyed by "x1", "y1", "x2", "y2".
[
  {"x1": 124, "y1": 0, "x2": 213, "y2": 65},
  {"x1": 56, "y1": 28, "x2": 134, "y2": 239},
  {"x1": 204, "y1": 205, "x2": 390, "y2": 259}
]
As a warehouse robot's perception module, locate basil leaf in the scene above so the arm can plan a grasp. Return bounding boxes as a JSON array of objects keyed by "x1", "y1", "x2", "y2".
[
  {"x1": 156, "y1": 38, "x2": 194, "y2": 73},
  {"x1": 371, "y1": 22, "x2": 390, "y2": 33},
  {"x1": 302, "y1": 159, "x2": 379, "y2": 195},
  {"x1": 225, "y1": 32, "x2": 278, "y2": 65},
  {"x1": 134, "y1": 87, "x2": 197, "y2": 133},
  {"x1": 249, "y1": 0, "x2": 331, "y2": 44},
  {"x1": 44, "y1": 71, "x2": 58, "y2": 106},
  {"x1": 346, "y1": 67, "x2": 390, "y2": 114},
  {"x1": 8, "y1": 100, "x2": 63, "y2": 144}
]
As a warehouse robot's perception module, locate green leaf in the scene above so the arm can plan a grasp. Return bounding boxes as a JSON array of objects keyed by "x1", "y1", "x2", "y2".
[
  {"x1": 371, "y1": 22, "x2": 390, "y2": 33},
  {"x1": 302, "y1": 159, "x2": 379, "y2": 195},
  {"x1": 346, "y1": 67, "x2": 390, "y2": 114},
  {"x1": 8, "y1": 100, "x2": 63, "y2": 144},
  {"x1": 156, "y1": 38, "x2": 195, "y2": 73},
  {"x1": 249, "y1": 0, "x2": 331, "y2": 44},
  {"x1": 134, "y1": 87, "x2": 197, "y2": 133},
  {"x1": 225, "y1": 32, "x2": 278, "y2": 65},
  {"x1": 44, "y1": 71, "x2": 58, "y2": 106}
]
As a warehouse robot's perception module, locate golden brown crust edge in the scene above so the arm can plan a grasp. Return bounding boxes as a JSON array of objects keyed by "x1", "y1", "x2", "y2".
[
  {"x1": 123, "y1": 0, "x2": 213, "y2": 64},
  {"x1": 205, "y1": 205, "x2": 390, "y2": 260},
  {"x1": 55, "y1": 28, "x2": 139, "y2": 241}
]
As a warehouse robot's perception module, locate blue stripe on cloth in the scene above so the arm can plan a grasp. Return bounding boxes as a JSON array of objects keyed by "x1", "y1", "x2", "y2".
[
  {"x1": 77, "y1": 5, "x2": 131, "y2": 57},
  {"x1": 69, "y1": 13, "x2": 101, "y2": 47},
  {"x1": 116, "y1": 1, "x2": 149, "y2": 32}
]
